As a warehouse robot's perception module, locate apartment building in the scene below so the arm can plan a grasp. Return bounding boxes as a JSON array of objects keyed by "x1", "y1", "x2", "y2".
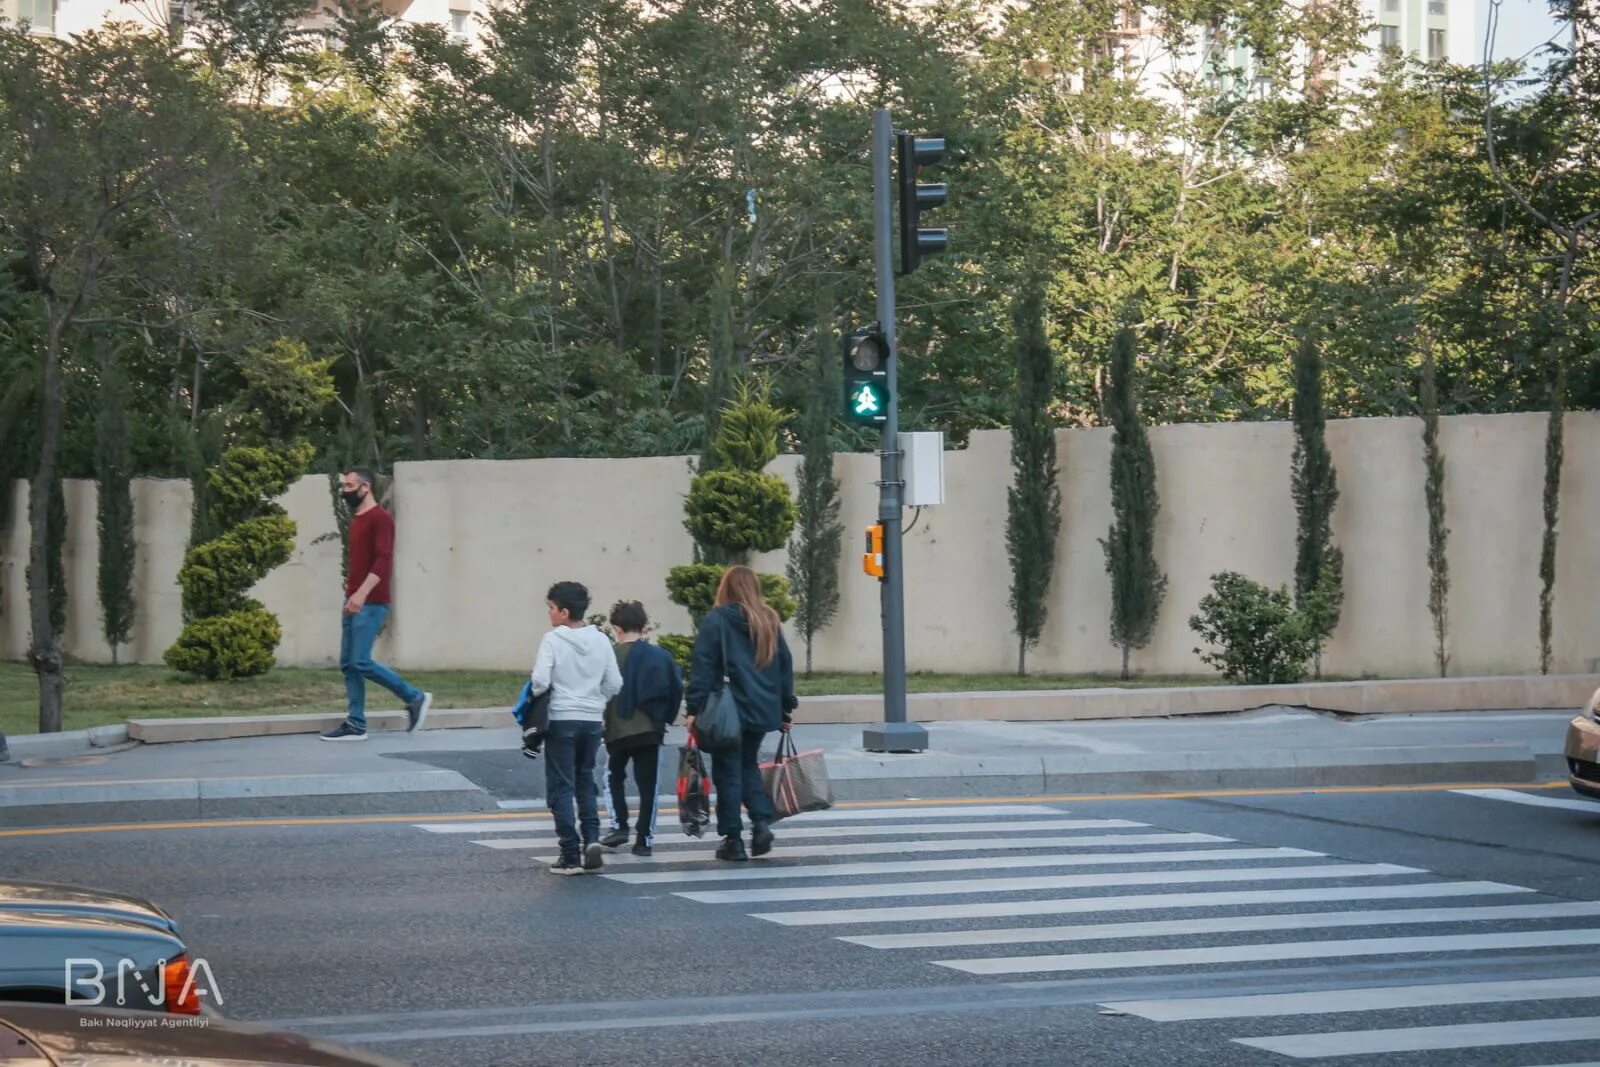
[{"x1": 1, "y1": 0, "x2": 479, "y2": 43}]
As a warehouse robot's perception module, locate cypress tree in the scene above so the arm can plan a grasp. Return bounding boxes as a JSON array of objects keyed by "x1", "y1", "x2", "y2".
[
  {"x1": 1005, "y1": 284, "x2": 1062, "y2": 675},
  {"x1": 95, "y1": 362, "x2": 136, "y2": 664},
  {"x1": 786, "y1": 293, "x2": 843, "y2": 676},
  {"x1": 1102, "y1": 327, "x2": 1166, "y2": 680},
  {"x1": 1291, "y1": 329, "x2": 1343, "y2": 677},
  {"x1": 1420, "y1": 344, "x2": 1450, "y2": 677},
  {"x1": 1539, "y1": 352, "x2": 1565, "y2": 675}
]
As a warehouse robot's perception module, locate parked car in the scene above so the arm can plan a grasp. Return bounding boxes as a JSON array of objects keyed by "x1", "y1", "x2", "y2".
[
  {"x1": 0, "y1": 881, "x2": 202, "y2": 1014},
  {"x1": 0, "y1": 881, "x2": 178, "y2": 934},
  {"x1": 0, "y1": 1002, "x2": 407, "y2": 1067},
  {"x1": 1564, "y1": 688, "x2": 1600, "y2": 800}
]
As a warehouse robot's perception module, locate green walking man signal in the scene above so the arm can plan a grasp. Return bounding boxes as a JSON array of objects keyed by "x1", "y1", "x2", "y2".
[
  {"x1": 851, "y1": 381, "x2": 884, "y2": 418},
  {"x1": 843, "y1": 323, "x2": 889, "y2": 425}
]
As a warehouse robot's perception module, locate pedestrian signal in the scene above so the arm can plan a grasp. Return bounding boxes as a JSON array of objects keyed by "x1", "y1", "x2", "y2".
[{"x1": 843, "y1": 324, "x2": 889, "y2": 425}]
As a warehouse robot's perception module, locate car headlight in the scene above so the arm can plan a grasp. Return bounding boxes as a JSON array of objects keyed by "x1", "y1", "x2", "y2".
[{"x1": 1587, "y1": 688, "x2": 1600, "y2": 722}]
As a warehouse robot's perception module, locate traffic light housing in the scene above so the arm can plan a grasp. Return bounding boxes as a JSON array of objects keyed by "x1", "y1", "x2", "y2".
[
  {"x1": 898, "y1": 133, "x2": 948, "y2": 275},
  {"x1": 863, "y1": 523, "x2": 885, "y2": 579},
  {"x1": 843, "y1": 323, "x2": 888, "y2": 425}
]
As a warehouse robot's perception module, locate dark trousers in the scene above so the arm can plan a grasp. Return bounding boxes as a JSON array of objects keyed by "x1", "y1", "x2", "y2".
[
  {"x1": 544, "y1": 720, "x2": 603, "y2": 858},
  {"x1": 709, "y1": 728, "x2": 774, "y2": 837},
  {"x1": 605, "y1": 744, "x2": 661, "y2": 845}
]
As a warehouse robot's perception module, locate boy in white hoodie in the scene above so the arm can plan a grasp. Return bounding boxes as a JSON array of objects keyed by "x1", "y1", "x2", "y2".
[{"x1": 531, "y1": 581, "x2": 623, "y2": 875}]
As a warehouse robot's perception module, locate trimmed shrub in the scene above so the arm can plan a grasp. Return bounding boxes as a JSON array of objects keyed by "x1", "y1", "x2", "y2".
[
  {"x1": 1188, "y1": 572, "x2": 1317, "y2": 685},
  {"x1": 163, "y1": 606, "x2": 283, "y2": 681},
  {"x1": 683, "y1": 470, "x2": 796, "y2": 556},
  {"x1": 667, "y1": 564, "x2": 795, "y2": 628},
  {"x1": 165, "y1": 340, "x2": 329, "y2": 680}
]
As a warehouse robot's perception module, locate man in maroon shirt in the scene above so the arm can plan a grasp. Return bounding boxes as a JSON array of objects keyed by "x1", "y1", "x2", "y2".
[{"x1": 321, "y1": 468, "x2": 433, "y2": 741}]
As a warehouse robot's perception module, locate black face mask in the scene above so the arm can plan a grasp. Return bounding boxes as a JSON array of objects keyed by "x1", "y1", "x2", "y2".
[{"x1": 341, "y1": 488, "x2": 365, "y2": 509}]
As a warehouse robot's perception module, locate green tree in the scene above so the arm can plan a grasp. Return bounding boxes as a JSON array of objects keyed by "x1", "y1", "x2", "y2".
[
  {"x1": 95, "y1": 361, "x2": 137, "y2": 664},
  {"x1": 786, "y1": 298, "x2": 843, "y2": 675},
  {"x1": 667, "y1": 379, "x2": 796, "y2": 630},
  {"x1": 1102, "y1": 327, "x2": 1166, "y2": 680},
  {"x1": 1291, "y1": 330, "x2": 1343, "y2": 676},
  {"x1": 1420, "y1": 342, "x2": 1450, "y2": 677},
  {"x1": 0, "y1": 26, "x2": 235, "y2": 731},
  {"x1": 1005, "y1": 285, "x2": 1061, "y2": 675},
  {"x1": 165, "y1": 341, "x2": 332, "y2": 679}
]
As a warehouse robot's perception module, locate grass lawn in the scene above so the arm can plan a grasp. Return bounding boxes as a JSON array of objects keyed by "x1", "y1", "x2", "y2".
[{"x1": 0, "y1": 661, "x2": 1215, "y2": 737}]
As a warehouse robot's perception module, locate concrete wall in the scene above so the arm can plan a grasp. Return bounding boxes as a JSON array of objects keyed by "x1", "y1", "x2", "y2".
[{"x1": 3, "y1": 410, "x2": 1596, "y2": 679}]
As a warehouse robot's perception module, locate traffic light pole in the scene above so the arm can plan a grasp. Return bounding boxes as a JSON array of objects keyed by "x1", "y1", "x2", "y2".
[{"x1": 864, "y1": 107, "x2": 929, "y2": 754}]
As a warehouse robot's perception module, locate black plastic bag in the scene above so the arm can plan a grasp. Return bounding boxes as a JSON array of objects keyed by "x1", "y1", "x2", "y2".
[{"x1": 677, "y1": 736, "x2": 713, "y2": 838}]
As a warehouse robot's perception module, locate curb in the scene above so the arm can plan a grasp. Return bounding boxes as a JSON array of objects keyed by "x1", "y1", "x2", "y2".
[
  {"x1": 106, "y1": 673, "x2": 1597, "y2": 744},
  {"x1": 0, "y1": 768, "x2": 495, "y2": 828},
  {"x1": 5, "y1": 725, "x2": 132, "y2": 760},
  {"x1": 813, "y1": 742, "x2": 1542, "y2": 800},
  {"x1": 0, "y1": 742, "x2": 1555, "y2": 827}
]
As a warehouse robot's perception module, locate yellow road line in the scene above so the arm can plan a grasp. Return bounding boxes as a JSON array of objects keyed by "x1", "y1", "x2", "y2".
[{"x1": 0, "y1": 781, "x2": 1573, "y2": 838}]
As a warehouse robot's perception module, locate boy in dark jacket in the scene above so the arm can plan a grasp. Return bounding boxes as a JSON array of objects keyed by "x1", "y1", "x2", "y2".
[{"x1": 600, "y1": 601, "x2": 683, "y2": 856}]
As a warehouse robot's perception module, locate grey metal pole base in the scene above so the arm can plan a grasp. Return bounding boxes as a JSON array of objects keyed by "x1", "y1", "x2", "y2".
[{"x1": 863, "y1": 721, "x2": 929, "y2": 753}]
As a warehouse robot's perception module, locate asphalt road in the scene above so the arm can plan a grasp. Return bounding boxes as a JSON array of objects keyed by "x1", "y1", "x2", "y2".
[{"x1": 4, "y1": 783, "x2": 1599, "y2": 1067}]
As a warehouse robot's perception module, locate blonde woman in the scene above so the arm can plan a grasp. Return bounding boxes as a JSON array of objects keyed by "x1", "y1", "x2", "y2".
[{"x1": 684, "y1": 566, "x2": 797, "y2": 861}]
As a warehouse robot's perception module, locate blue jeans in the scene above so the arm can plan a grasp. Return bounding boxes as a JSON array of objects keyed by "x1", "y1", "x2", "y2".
[
  {"x1": 340, "y1": 605, "x2": 422, "y2": 731},
  {"x1": 710, "y1": 729, "x2": 775, "y2": 837},
  {"x1": 545, "y1": 720, "x2": 604, "y2": 858}
]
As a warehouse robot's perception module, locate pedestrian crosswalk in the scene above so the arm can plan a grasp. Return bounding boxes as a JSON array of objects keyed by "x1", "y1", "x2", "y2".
[{"x1": 411, "y1": 799, "x2": 1600, "y2": 1064}]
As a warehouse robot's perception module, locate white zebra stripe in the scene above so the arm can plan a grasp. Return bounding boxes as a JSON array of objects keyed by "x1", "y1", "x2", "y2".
[
  {"x1": 936, "y1": 927, "x2": 1600, "y2": 975},
  {"x1": 844, "y1": 901, "x2": 1600, "y2": 950},
  {"x1": 609, "y1": 847, "x2": 1322, "y2": 885},
  {"x1": 1103, "y1": 974, "x2": 1600, "y2": 1021},
  {"x1": 1235, "y1": 1017, "x2": 1600, "y2": 1058},
  {"x1": 530, "y1": 832, "x2": 1228, "y2": 865},
  {"x1": 678, "y1": 863, "x2": 1422, "y2": 904},
  {"x1": 751, "y1": 881, "x2": 1531, "y2": 926}
]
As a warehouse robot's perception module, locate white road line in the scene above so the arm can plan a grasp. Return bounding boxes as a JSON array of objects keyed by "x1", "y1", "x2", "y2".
[
  {"x1": 764, "y1": 805, "x2": 1069, "y2": 820},
  {"x1": 610, "y1": 847, "x2": 1321, "y2": 885},
  {"x1": 752, "y1": 881, "x2": 1532, "y2": 926},
  {"x1": 1235, "y1": 1017, "x2": 1600, "y2": 1059},
  {"x1": 844, "y1": 901, "x2": 1600, "y2": 950},
  {"x1": 467, "y1": 818, "x2": 1149, "y2": 848},
  {"x1": 936, "y1": 927, "x2": 1600, "y2": 976},
  {"x1": 420, "y1": 820, "x2": 551, "y2": 834},
  {"x1": 421, "y1": 804, "x2": 1071, "y2": 834},
  {"x1": 678, "y1": 863, "x2": 1422, "y2": 905},
  {"x1": 1103, "y1": 974, "x2": 1600, "y2": 1021},
  {"x1": 1453, "y1": 788, "x2": 1600, "y2": 814},
  {"x1": 531, "y1": 833, "x2": 1228, "y2": 865}
]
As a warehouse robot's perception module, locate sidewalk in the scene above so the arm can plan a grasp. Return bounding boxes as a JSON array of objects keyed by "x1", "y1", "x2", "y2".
[{"x1": 0, "y1": 706, "x2": 1577, "y2": 827}]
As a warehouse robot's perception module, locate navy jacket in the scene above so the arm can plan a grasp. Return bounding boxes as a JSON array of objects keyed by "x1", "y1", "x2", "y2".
[
  {"x1": 612, "y1": 640, "x2": 684, "y2": 735},
  {"x1": 685, "y1": 604, "x2": 798, "y2": 734}
]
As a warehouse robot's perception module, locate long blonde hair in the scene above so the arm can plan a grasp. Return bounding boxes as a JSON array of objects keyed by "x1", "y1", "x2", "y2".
[{"x1": 715, "y1": 565, "x2": 780, "y2": 668}]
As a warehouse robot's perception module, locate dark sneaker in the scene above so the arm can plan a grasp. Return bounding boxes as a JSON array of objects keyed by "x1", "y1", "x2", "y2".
[
  {"x1": 521, "y1": 728, "x2": 544, "y2": 760},
  {"x1": 583, "y1": 842, "x2": 605, "y2": 872},
  {"x1": 320, "y1": 722, "x2": 367, "y2": 742},
  {"x1": 750, "y1": 820, "x2": 775, "y2": 858},
  {"x1": 715, "y1": 836, "x2": 748, "y2": 862},
  {"x1": 631, "y1": 842, "x2": 653, "y2": 857},
  {"x1": 549, "y1": 856, "x2": 584, "y2": 876},
  {"x1": 600, "y1": 827, "x2": 630, "y2": 849},
  {"x1": 406, "y1": 692, "x2": 433, "y2": 734}
]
